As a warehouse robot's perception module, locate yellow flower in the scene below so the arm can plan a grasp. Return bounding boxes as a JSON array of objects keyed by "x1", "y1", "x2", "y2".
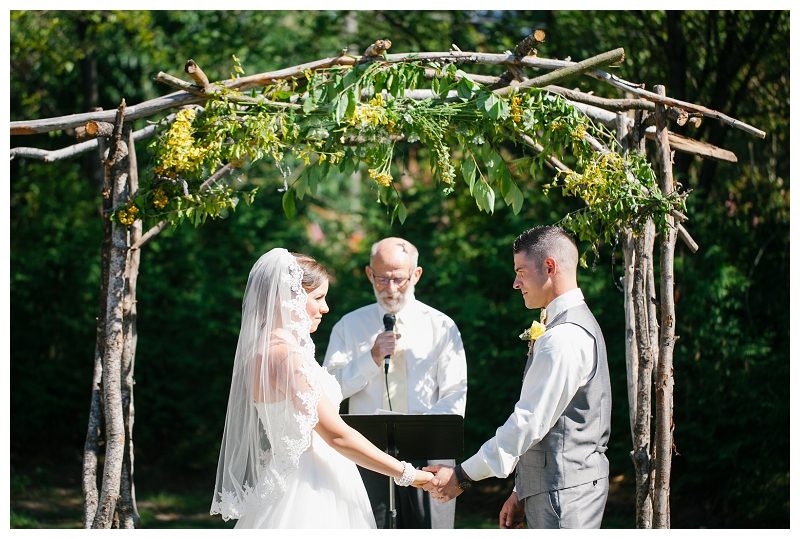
[
  {"x1": 153, "y1": 188, "x2": 169, "y2": 209},
  {"x1": 519, "y1": 320, "x2": 547, "y2": 341},
  {"x1": 529, "y1": 320, "x2": 546, "y2": 340}
]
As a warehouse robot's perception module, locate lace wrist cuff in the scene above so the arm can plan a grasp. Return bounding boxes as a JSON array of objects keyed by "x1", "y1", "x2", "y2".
[{"x1": 394, "y1": 461, "x2": 415, "y2": 487}]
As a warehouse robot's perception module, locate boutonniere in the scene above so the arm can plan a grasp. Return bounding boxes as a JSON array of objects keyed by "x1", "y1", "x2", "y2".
[{"x1": 519, "y1": 320, "x2": 547, "y2": 342}]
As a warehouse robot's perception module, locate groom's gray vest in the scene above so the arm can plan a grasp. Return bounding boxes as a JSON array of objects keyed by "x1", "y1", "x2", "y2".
[{"x1": 515, "y1": 303, "x2": 611, "y2": 499}]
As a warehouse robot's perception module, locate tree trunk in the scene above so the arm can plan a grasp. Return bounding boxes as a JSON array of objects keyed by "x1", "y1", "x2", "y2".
[
  {"x1": 632, "y1": 221, "x2": 656, "y2": 529},
  {"x1": 117, "y1": 127, "x2": 141, "y2": 528},
  {"x1": 653, "y1": 85, "x2": 677, "y2": 528},
  {"x1": 92, "y1": 102, "x2": 130, "y2": 529},
  {"x1": 629, "y1": 109, "x2": 655, "y2": 528},
  {"x1": 82, "y1": 135, "x2": 112, "y2": 528},
  {"x1": 616, "y1": 112, "x2": 639, "y2": 448}
]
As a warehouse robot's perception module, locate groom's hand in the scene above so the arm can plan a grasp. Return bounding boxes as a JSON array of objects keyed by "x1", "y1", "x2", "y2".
[
  {"x1": 421, "y1": 464, "x2": 462, "y2": 503},
  {"x1": 499, "y1": 491, "x2": 525, "y2": 529}
]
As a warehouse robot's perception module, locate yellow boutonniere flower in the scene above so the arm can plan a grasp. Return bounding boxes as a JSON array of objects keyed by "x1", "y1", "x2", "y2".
[{"x1": 519, "y1": 320, "x2": 547, "y2": 341}]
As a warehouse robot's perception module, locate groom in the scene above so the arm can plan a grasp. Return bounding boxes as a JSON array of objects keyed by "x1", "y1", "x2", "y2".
[{"x1": 423, "y1": 225, "x2": 611, "y2": 529}]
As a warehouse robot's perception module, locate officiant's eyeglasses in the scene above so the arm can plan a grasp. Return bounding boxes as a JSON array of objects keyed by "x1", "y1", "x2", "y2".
[{"x1": 369, "y1": 268, "x2": 410, "y2": 287}]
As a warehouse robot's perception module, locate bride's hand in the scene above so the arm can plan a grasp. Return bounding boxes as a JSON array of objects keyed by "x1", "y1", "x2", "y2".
[{"x1": 411, "y1": 469, "x2": 434, "y2": 488}]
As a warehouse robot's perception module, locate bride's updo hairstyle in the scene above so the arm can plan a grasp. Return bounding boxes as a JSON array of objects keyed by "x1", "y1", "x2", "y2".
[{"x1": 291, "y1": 252, "x2": 330, "y2": 292}]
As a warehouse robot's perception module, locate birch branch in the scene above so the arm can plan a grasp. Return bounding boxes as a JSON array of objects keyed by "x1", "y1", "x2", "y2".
[
  {"x1": 184, "y1": 59, "x2": 210, "y2": 88},
  {"x1": 117, "y1": 126, "x2": 141, "y2": 528},
  {"x1": 589, "y1": 70, "x2": 766, "y2": 138},
  {"x1": 11, "y1": 92, "x2": 206, "y2": 135},
  {"x1": 92, "y1": 103, "x2": 129, "y2": 529},
  {"x1": 494, "y1": 48, "x2": 626, "y2": 97},
  {"x1": 676, "y1": 224, "x2": 699, "y2": 253},
  {"x1": 11, "y1": 49, "x2": 763, "y2": 139},
  {"x1": 645, "y1": 127, "x2": 737, "y2": 163},
  {"x1": 633, "y1": 222, "x2": 656, "y2": 529},
  {"x1": 154, "y1": 72, "x2": 299, "y2": 109},
  {"x1": 11, "y1": 120, "x2": 172, "y2": 162},
  {"x1": 491, "y1": 29, "x2": 546, "y2": 89},
  {"x1": 653, "y1": 84, "x2": 677, "y2": 529},
  {"x1": 516, "y1": 133, "x2": 571, "y2": 173},
  {"x1": 129, "y1": 222, "x2": 168, "y2": 252}
]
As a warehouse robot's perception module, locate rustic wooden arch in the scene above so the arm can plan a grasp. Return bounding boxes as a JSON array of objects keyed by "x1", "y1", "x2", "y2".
[{"x1": 10, "y1": 33, "x2": 765, "y2": 529}]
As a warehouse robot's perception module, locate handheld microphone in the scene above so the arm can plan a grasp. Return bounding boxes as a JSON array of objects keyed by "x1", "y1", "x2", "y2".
[{"x1": 382, "y1": 313, "x2": 396, "y2": 374}]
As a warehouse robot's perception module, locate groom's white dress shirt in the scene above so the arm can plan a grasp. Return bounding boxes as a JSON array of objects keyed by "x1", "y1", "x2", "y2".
[
  {"x1": 323, "y1": 295, "x2": 467, "y2": 417},
  {"x1": 461, "y1": 288, "x2": 596, "y2": 481}
]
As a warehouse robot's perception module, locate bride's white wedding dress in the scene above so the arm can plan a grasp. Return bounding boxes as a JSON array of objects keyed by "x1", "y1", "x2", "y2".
[{"x1": 234, "y1": 360, "x2": 376, "y2": 529}]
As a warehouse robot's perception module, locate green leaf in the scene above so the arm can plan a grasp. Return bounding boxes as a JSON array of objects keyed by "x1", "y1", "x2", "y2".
[
  {"x1": 508, "y1": 181, "x2": 524, "y2": 215},
  {"x1": 342, "y1": 68, "x2": 356, "y2": 90},
  {"x1": 295, "y1": 171, "x2": 309, "y2": 200},
  {"x1": 345, "y1": 88, "x2": 357, "y2": 119},
  {"x1": 331, "y1": 96, "x2": 345, "y2": 123},
  {"x1": 487, "y1": 96, "x2": 509, "y2": 120},
  {"x1": 485, "y1": 149, "x2": 502, "y2": 184},
  {"x1": 462, "y1": 158, "x2": 477, "y2": 193},
  {"x1": 457, "y1": 78, "x2": 474, "y2": 101},
  {"x1": 282, "y1": 189, "x2": 296, "y2": 219},
  {"x1": 391, "y1": 200, "x2": 407, "y2": 225},
  {"x1": 481, "y1": 93, "x2": 499, "y2": 114},
  {"x1": 397, "y1": 200, "x2": 408, "y2": 224},
  {"x1": 498, "y1": 165, "x2": 512, "y2": 198},
  {"x1": 311, "y1": 160, "x2": 329, "y2": 196},
  {"x1": 302, "y1": 93, "x2": 316, "y2": 113},
  {"x1": 473, "y1": 179, "x2": 495, "y2": 214}
]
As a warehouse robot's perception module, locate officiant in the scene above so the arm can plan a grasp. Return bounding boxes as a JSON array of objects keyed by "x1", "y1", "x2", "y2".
[{"x1": 323, "y1": 237, "x2": 468, "y2": 529}]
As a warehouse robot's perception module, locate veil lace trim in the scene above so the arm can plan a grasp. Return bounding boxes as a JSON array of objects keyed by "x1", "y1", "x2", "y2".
[{"x1": 210, "y1": 249, "x2": 322, "y2": 521}]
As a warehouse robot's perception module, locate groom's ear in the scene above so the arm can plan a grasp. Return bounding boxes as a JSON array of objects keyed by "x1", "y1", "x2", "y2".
[{"x1": 544, "y1": 257, "x2": 557, "y2": 277}]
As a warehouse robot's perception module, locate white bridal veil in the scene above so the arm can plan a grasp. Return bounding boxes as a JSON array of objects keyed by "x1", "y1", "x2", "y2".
[{"x1": 210, "y1": 248, "x2": 321, "y2": 521}]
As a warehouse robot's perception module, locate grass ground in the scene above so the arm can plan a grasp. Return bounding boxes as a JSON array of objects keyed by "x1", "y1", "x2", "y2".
[{"x1": 10, "y1": 463, "x2": 636, "y2": 529}]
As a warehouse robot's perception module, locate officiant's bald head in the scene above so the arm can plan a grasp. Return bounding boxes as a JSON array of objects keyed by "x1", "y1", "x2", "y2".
[
  {"x1": 366, "y1": 237, "x2": 423, "y2": 314},
  {"x1": 370, "y1": 237, "x2": 419, "y2": 269}
]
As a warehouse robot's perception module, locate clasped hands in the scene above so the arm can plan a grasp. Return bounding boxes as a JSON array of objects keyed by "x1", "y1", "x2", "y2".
[
  {"x1": 420, "y1": 466, "x2": 526, "y2": 529},
  {"x1": 419, "y1": 464, "x2": 463, "y2": 503}
]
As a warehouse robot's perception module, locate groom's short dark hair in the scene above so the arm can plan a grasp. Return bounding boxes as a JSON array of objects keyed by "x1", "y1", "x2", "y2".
[{"x1": 513, "y1": 226, "x2": 578, "y2": 271}]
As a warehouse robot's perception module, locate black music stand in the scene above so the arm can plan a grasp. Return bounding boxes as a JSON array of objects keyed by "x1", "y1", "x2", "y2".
[{"x1": 342, "y1": 414, "x2": 463, "y2": 529}]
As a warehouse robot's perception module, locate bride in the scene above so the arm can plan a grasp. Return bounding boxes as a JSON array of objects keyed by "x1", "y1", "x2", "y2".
[{"x1": 210, "y1": 248, "x2": 433, "y2": 528}]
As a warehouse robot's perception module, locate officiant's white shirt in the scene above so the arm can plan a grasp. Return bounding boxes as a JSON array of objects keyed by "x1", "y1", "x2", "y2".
[
  {"x1": 323, "y1": 295, "x2": 467, "y2": 417},
  {"x1": 461, "y1": 288, "x2": 596, "y2": 482}
]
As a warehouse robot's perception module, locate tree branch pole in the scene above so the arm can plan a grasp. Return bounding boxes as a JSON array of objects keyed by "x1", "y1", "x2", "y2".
[
  {"x1": 616, "y1": 112, "x2": 639, "y2": 448},
  {"x1": 11, "y1": 49, "x2": 764, "y2": 139},
  {"x1": 117, "y1": 125, "x2": 141, "y2": 528},
  {"x1": 653, "y1": 85, "x2": 677, "y2": 528},
  {"x1": 515, "y1": 133, "x2": 571, "y2": 173},
  {"x1": 493, "y1": 48, "x2": 626, "y2": 98},
  {"x1": 92, "y1": 101, "x2": 130, "y2": 529},
  {"x1": 633, "y1": 221, "x2": 657, "y2": 529},
  {"x1": 82, "y1": 134, "x2": 113, "y2": 528},
  {"x1": 11, "y1": 93, "x2": 206, "y2": 135},
  {"x1": 491, "y1": 29, "x2": 546, "y2": 90},
  {"x1": 11, "y1": 120, "x2": 172, "y2": 162},
  {"x1": 589, "y1": 70, "x2": 766, "y2": 139},
  {"x1": 629, "y1": 109, "x2": 656, "y2": 528}
]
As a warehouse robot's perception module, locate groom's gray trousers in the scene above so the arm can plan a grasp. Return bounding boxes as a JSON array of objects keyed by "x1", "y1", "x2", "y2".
[
  {"x1": 523, "y1": 476, "x2": 608, "y2": 528},
  {"x1": 358, "y1": 458, "x2": 455, "y2": 529}
]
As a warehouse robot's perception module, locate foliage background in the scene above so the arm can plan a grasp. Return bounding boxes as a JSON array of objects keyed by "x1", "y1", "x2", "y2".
[{"x1": 9, "y1": 10, "x2": 790, "y2": 528}]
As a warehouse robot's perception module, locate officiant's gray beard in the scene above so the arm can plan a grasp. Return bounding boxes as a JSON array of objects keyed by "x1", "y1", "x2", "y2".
[{"x1": 374, "y1": 282, "x2": 415, "y2": 314}]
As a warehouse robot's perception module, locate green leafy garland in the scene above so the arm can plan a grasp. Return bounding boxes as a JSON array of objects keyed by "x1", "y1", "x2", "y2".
[{"x1": 118, "y1": 57, "x2": 687, "y2": 259}]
